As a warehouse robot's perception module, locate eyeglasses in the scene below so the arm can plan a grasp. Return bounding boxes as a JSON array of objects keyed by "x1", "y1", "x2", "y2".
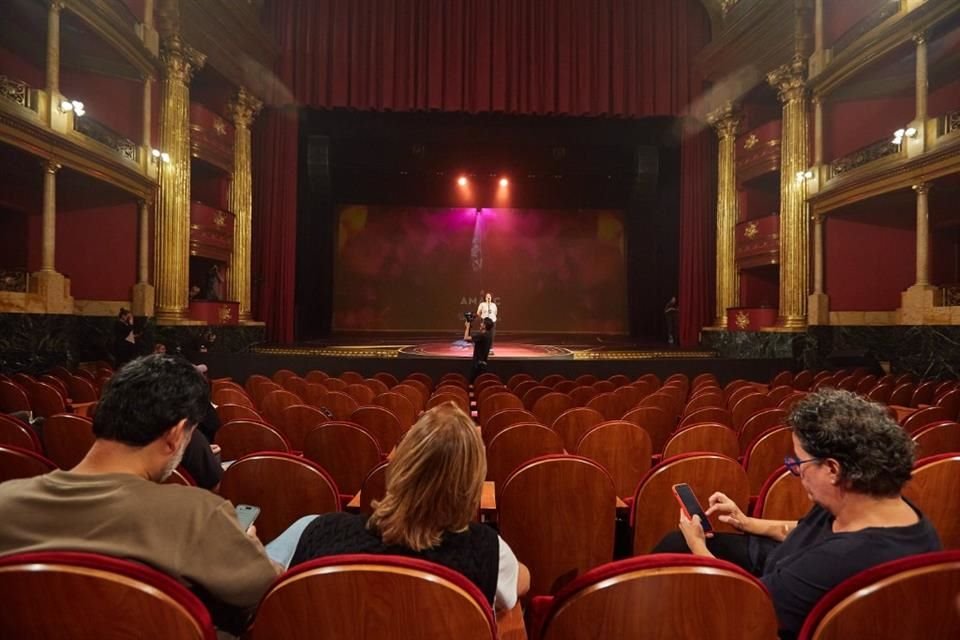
[{"x1": 784, "y1": 455, "x2": 820, "y2": 476}]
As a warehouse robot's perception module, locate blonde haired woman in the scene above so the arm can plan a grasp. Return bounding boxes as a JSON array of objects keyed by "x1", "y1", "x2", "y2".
[{"x1": 290, "y1": 403, "x2": 530, "y2": 610}]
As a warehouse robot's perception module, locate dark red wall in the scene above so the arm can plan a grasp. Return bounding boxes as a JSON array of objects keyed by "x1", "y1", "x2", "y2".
[
  {"x1": 0, "y1": 44, "x2": 44, "y2": 89},
  {"x1": 825, "y1": 200, "x2": 915, "y2": 311},
  {"x1": 929, "y1": 78, "x2": 960, "y2": 119},
  {"x1": 50, "y1": 203, "x2": 138, "y2": 300},
  {"x1": 0, "y1": 208, "x2": 29, "y2": 269},
  {"x1": 61, "y1": 70, "x2": 142, "y2": 142},
  {"x1": 824, "y1": 95, "x2": 914, "y2": 161},
  {"x1": 740, "y1": 266, "x2": 779, "y2": 308}
]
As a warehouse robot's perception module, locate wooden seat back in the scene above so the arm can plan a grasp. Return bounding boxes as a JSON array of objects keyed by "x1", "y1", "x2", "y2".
[
  {"x1": 486, "y1": 423, "x2": 564, "y2": 489},
  {"x1": 662, "y1": 423, "x2": 739, "y2": 459},
  {"x1": 245, "y1": 555, "x2": 496, "y2": 640},
  {"x1": 303, "y1": 422, "x2": 383, "y2": 497},
  {"x1": 499, "y1": 455, "x2": 616, "y2": 596},
  {"x1": 215, "y1": 420, "x2": 291, "y2": 461},
  {"x1": 631, "y1": 453, "x2": 750, "y2": 554},
  {"x1": 538, "y1": 554, "x2": 778, "y2": 640},
  {"x1": 219, "y1": 452, "x2": 340, "y2": 542},
  {"x1": 903, "y1": 454, "x2": 960, "y2": 549},
  {"x1": 350, "y1": 405, "x2": 405, "y2": 453},
  {"x1": 0, "y1": 551, "x2": 216, "y2": 640},
  {"x1": 42, "y1": 414, "x2": 95, "y2": 469},
  {"x1": 576, "y1": 421, "x2": 652, "y2": 498}
]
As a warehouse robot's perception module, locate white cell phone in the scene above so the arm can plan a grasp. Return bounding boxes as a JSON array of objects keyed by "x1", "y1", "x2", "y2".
[{"x1": 235, "y1": 504, "x2": 261, "y2": 530}]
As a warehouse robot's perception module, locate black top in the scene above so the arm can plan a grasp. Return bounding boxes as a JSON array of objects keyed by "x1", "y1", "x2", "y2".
[
  {"x1": 760, "y1": 500, "x2": 941, "y2": 639},
  {"x1": 472, "y1": 331, "x2": 492, "y2": 363},
  {"x1": 291, "y1": 512, "x2": 500, "y2": 604},
  {"x1": 179, "y1": 429, "x2": 222, "y2": 490}
]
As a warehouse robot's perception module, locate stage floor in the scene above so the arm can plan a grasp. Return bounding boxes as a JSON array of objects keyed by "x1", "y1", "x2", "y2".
[{"x1": 251, "y1": 332, "x2": 715, "y2": 361}]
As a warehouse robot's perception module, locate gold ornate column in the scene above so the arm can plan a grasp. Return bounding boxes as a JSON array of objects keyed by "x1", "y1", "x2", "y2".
[
  {"x1": 132, "y1": 199, "x2": 155, "y2": 317},
  {"x1": 900, "y1": 183, "x2": 936, "y2": 324},
  {"x1": 154, "y1": 36, "x2": 204, "y2": 323},
  {"x1": 45, "y1": 0, "x2": 63, "y2": 126},
  {"x1": 768, "y1": 58, "x2": 810, "y2": 329},
  {"x1": 808, "y1": 212, "x2": 829, "y2": 324},
  {"x1": 227, "y1": 87, "x2": 262, "y2": 323},
  {"x1": 29, "y1": 160, "x2": 73, "y2": 312},
  {"x1": 707, "y1": 102, "x2": 741, "y2": 329},
  {"x1": 40, "y1": 160, "x2": 60, "y2": 273},
  {"x1": 913, "y1": 183, "x2": 931, "y2": 287},
  {"x1": 911, "y1": 32, "x2": 928, "y2": 156}
]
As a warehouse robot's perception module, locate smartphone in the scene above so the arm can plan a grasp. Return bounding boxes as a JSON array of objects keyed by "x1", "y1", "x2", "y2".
[
  {"x1": 672, "y1": 483, "x2": 713, "y2": 533},
  {"x1": 235, "y1": 504, "x2": 261, "y2": 531}
]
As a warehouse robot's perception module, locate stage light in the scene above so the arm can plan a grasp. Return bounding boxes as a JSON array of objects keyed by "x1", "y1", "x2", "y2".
[
  {"x1": 59, "y1": 99, "x2": 85, "y2": 116},
  {"x1": 499, "y1": 177, "x2": 509, "y2": 187},
  {"x1": 457, "y1": 176, "x2": 468, "y2": 187}
]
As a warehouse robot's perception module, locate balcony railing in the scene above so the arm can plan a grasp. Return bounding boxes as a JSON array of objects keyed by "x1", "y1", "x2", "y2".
[
  {"x1": 938, "y1": 109, "x2": 960, "y2": 137},
  {"x1": 940, "y1": 285, "x2": 960, "y2": 307},
  {"x1": 0, "y1": 269, "x2": 28, "y2": 293},
  {"x1": 829, "y1": 138, "x2": 901, "y2": 178},
  {"x1": 74, "y1": 115, "x2": 138, "y2": 163},
  {"x1": 0, "y1": 74, "x2": 38, "y2": 112}
]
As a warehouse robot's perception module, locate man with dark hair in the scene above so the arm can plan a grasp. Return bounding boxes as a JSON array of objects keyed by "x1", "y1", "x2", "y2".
[{"x1": 0, "y1": 355, "x2": 298, "y2": 632}]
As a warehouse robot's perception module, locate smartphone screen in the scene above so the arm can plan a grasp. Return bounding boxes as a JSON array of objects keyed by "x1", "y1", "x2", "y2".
[
  {"x1": 672, "y1": 483, "x2": 713, "y2": 533},
  {"x1": 235, "y1": 504, "x2": 260, "y2": 531}
]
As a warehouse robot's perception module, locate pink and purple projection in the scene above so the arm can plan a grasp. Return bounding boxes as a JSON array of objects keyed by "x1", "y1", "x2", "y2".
[{"x1": 334, "y1": 206, "x2": 627, "y2": 333}]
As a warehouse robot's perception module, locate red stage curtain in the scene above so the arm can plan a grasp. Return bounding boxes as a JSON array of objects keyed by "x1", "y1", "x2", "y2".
[
  {"x1": 256, "y1": 0, "x2": 712, "y2": 343},
  {"x1": 252, "y1": 107, "x2": 299, "y2": 343},
  {"x1": 678, "y1": 120, "x2": 717, "y2": 347},
  {"x1": 267, "y1": 0, "x2": 707, "y2": 118}
]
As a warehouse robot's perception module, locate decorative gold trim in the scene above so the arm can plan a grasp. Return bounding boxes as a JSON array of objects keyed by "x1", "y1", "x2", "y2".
[
  {"x1": 227, "y1": 87, "x2": 262, "y2": 323},
  {"x1": 707, "y1": 101, "x2": 741, "y2": 327},
  {"x1": 768, "y1": 57, "x2": 810, "y2": 330},
  {"x1": 154, "y1": 36, "x2": 205, "y2": 322}
]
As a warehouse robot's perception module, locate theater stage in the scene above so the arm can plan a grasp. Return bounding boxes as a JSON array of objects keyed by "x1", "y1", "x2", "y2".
[{"x1": 203, "y1": 333, "x2": 791, "y2": 384}]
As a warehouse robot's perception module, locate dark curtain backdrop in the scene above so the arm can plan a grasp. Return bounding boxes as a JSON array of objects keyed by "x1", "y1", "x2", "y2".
[
  {"x1": 257, "y1": 0, "x2": 713, "y2": 343},
  {"x1": 678, "y1": 121, "x2": 717, "y2": 347}
]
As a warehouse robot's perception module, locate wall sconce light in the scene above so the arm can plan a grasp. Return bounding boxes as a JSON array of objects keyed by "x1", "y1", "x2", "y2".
[
  {"x1": 795, "y1": 170, "x2": 814, "y2": 183},
  {"x1": 891, "y1": 127, "x2": 917, "y2": 145},
  {"x1": 59, "y1": 99, "x2": 85, "y2": 117},
  {"x1": 151, "y1": 148, "x2": 171, "y2": 163}
]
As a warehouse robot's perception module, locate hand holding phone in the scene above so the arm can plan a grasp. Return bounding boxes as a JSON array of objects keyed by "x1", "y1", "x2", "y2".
[
  {"x1": 672, "y1": 483, "x2": 713, "y2": 534},
  {"x1": 235, "y1": 504, "x2": 261, "y2": 532}
]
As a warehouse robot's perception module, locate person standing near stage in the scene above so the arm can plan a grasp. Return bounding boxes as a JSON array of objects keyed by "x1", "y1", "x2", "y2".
[
  {"x1": 468, "y1": 318, "x2": 494, "y2": 381},
  {"x1": 664, "y1": 296, "x2": 679, "y2": 346},
  {"x1": 476, "y1": 292, "x2": 498, "y2": 354}
]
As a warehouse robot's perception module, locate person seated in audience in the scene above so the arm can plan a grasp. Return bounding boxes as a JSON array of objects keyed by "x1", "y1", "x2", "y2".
[
  {"x1": 657, "y1": 389, "x2": 941, "y2": 639},
  {"x1": 0, "y1": 355, "x2": 312, "y2": 634},
  {"x1": 290, "y1": 402, "x2": 530, "y2": 611}
]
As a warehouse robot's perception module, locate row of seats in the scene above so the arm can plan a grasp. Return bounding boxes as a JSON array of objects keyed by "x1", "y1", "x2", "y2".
[{"x1": 3, "y1": 548, "x2": 959, "y2": 639}]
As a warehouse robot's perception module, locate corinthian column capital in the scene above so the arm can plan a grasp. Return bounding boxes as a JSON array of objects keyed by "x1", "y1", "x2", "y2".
[
  {"x1": 160, "y1": 35, "x2": 206, "y2": 83},
  {"x1": 767, "y1": 57, "x2": 808, "y2": 104},
  {"x1": 228, "y1": 87, "x2": 263, "y2": 130},
  {"x1": 707, "y1": 101, "x2": 741, "y2": 141}
]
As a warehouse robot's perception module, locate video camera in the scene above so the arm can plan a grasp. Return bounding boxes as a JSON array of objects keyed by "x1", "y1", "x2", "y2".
[{"x1": 463, "y1": 311, "x2": 476, "y2": 322}]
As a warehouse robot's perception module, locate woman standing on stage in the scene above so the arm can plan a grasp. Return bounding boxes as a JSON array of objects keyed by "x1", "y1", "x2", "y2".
[{"x1": 476, "y1": 292, "x2": 498, "y2": 353}]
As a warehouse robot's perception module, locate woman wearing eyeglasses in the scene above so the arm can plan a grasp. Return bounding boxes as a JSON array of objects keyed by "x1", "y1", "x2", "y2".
[{"x1": 658, "y1": 389, "x2": 941, "y2": 639}]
